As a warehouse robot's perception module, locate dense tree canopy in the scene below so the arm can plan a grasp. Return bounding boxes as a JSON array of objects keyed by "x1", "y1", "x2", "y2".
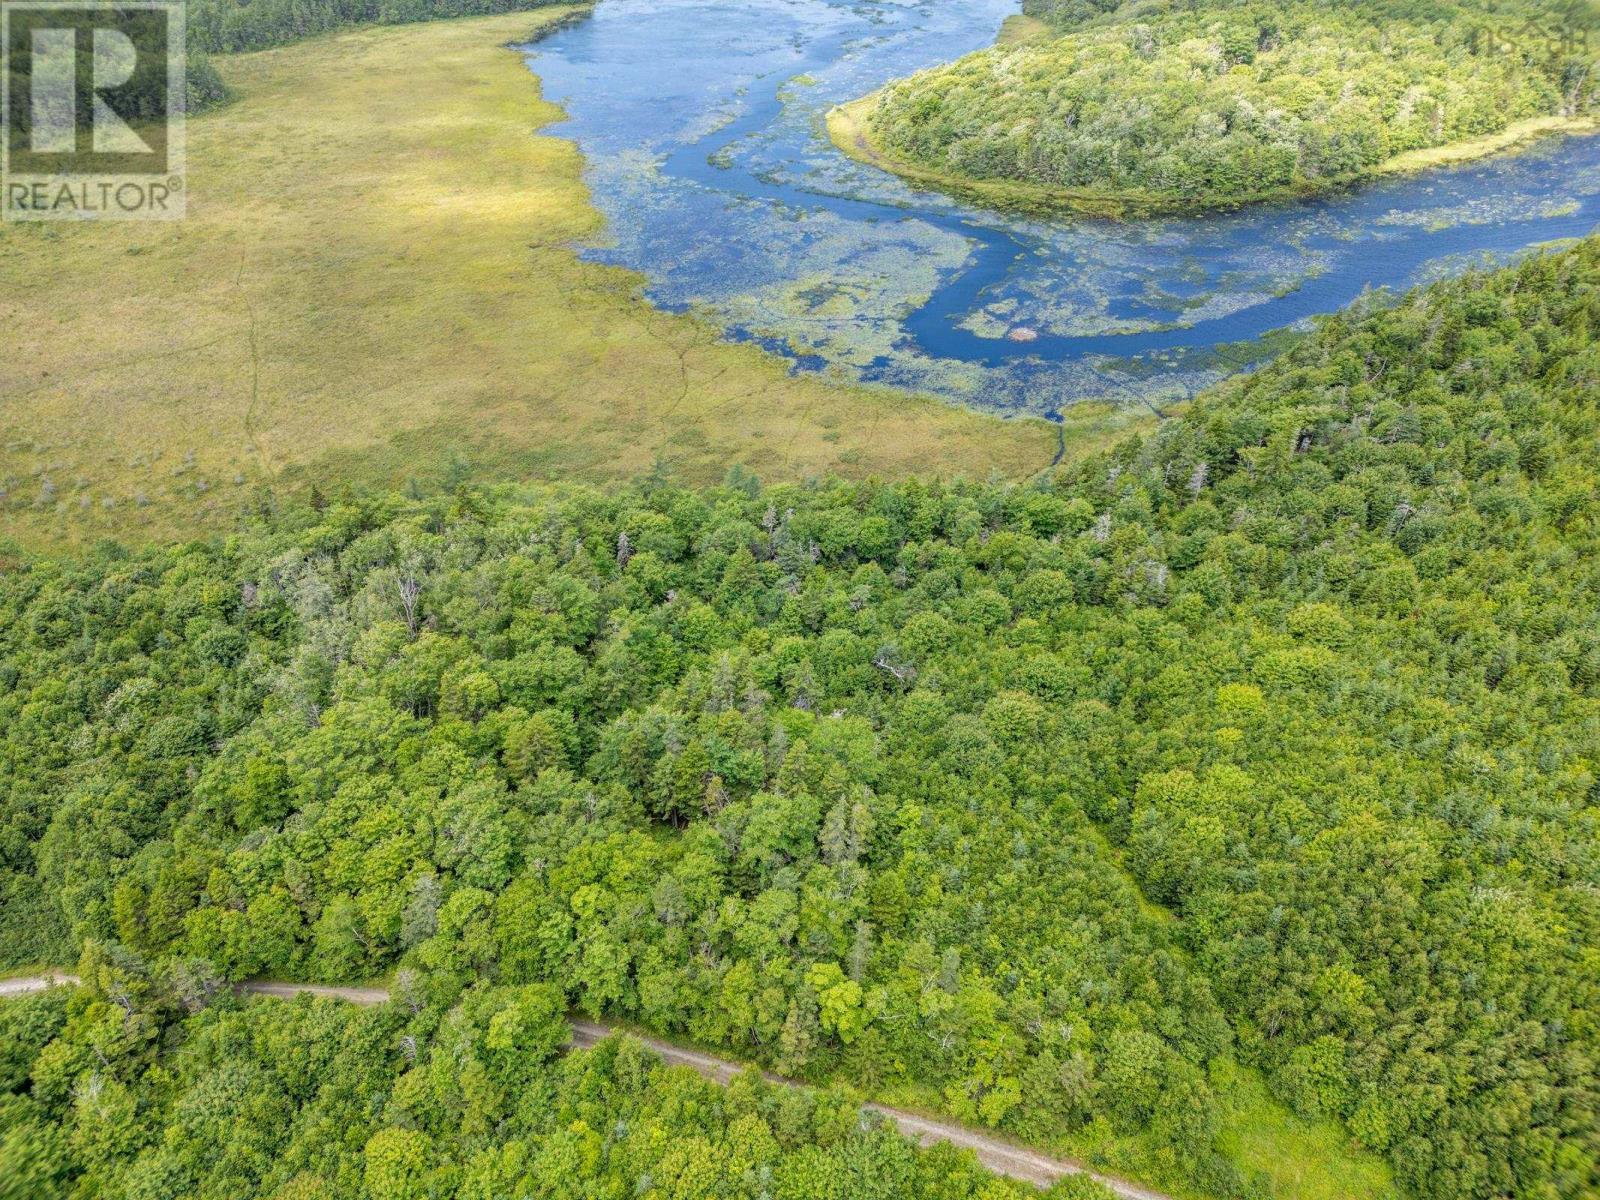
[
  {"x1": 867, "y1": 0, "x2": 1599, "y2": 207},
  {"x1": 4, "y1": 237, "x2": 1600, "y2": 1198},
  {"x1": 187, "y1": 0, "x2": 570, "y2": 55},
  {"x1": 0, "y1": 966, "x2": 1105, "y2": 1200}
]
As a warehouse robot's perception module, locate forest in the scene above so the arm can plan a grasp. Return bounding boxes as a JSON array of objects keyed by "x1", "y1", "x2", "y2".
[
  {"x1": 865, "y1": 0, "x2": 1600, "y2": 208},
  {"x1": 187, "y1": 0, "x2": 565, "y2": 54},
  {"x1": 3, "y1": 236, "x2": 1599, "y2": 1198},
  {"x1": 0, "y1": 966, "x2": 1118, "y2": 1200},
  {"x1": 3, "y1": 0, "x2": 557, "y2": 127},
  {"x1": 2, "y1": 0, "x2": 557, "y2": 127}
]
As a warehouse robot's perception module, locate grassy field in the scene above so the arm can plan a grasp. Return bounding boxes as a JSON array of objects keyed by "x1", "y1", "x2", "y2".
[
  {"x1": 996, "y1": 13, "x2": 1054, "y2": 44},
  {"x1": 1210, "y1": 1061, "x2": 1399, "y2": 1200},
  {"x1": 0, "y1": 8, "x2": 1120, "y2": 551}
]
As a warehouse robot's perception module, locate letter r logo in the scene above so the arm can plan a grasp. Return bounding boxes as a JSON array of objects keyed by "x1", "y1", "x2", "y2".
[
  {"x1": 29, "y1": 27, "x2": 75, "y2": 152},
  {"x1": 4, "y1": 4, "x2": 174, "y2": 170},
  {"x1": 2, "y1": 2, "x2": 185, "y2": 219}
]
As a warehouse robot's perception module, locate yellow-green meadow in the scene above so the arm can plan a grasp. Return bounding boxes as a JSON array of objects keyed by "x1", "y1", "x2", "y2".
[{"x1": 0, "y1": 8, "x2": 1105, "y2": 550}]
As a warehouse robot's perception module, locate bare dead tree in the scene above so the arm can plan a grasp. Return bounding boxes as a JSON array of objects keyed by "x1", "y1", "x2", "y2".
[
  {"x1": 397, "y1": 573, "x2": 421, "y2": 635},
  {"x1": 872, "y1": 647, "x2": 917, "y2": 685}
]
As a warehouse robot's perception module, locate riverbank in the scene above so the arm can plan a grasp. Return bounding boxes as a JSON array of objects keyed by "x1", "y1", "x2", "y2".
[
  {"x1": 826, "y1": 94, "x2": 1163, "y2": 220},
  {"x1": 0, "y1": 9, "x2": 1068, "y2": 551},
  {"x1": 996, "y1": 13, "x2": 1053, "y2": 44},
  {"x1": 826, "y1": 91, "x2": 1356, "y2": 219},
  {"x1": 829, "y1": 82, "x2": 1598, "y2": 221},
  {"x1": 1372, "y1": 113, "x2": 1600, "y2": 178}
]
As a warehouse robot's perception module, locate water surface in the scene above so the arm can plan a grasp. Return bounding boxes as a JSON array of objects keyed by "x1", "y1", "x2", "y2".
[{"x1": 524, "y1": 0, "x2": 1600, "y2": 417}]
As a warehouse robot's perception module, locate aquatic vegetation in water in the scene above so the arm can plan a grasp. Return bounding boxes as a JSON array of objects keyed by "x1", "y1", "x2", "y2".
[{"x1": 526, "y1": 0, "x2": 1600, "y2": 418}]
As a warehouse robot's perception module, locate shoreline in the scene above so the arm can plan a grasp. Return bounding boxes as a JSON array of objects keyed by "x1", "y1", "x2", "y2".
[
  {"x1": 0, "y1": 7, "x2": 1066, "y2": 550},
  {"x1": 826, "y1": 93, "x2": 1600, "y2": 221}
]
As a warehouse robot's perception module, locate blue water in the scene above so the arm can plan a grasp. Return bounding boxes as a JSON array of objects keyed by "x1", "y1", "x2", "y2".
[{"x1": 523, "y1": 0, "x2": 1600, "y2": 417}]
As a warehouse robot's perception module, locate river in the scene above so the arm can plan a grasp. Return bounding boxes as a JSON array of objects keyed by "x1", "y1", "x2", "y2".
[{"x1": 523, "y1": 0, "x2": 1600, "y2": 418}]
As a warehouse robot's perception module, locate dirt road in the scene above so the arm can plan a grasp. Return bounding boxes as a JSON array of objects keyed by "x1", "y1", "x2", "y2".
[
  {"x1": 0, "y1": 974, "x2": 80, "y2": 997},
  {"x1": 4, "y1": 975, "x2": 1170, "y2": 1199}
]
